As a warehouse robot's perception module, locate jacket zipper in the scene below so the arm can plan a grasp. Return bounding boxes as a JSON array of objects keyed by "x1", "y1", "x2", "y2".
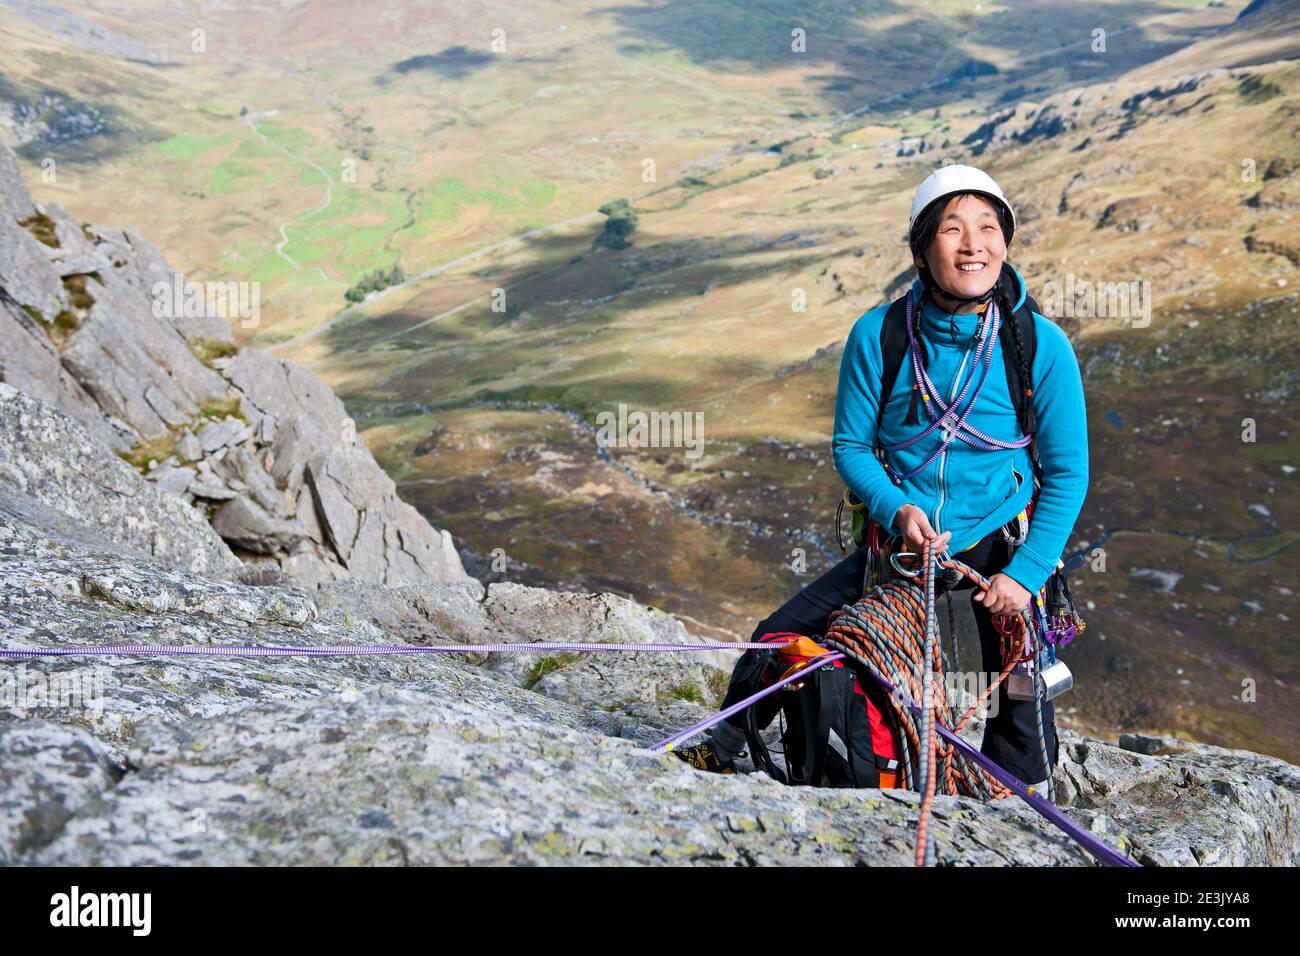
[{"x1": 933, "y1": 344, "x2": 975, "y2": 536}]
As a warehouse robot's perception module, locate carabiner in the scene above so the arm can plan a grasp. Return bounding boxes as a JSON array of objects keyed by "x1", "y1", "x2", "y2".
[{"x1": 889, "y1": 551, "x2": 923, "y2": 578}]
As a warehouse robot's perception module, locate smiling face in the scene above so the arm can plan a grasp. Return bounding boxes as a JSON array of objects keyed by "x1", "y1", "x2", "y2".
[{"x1": 913, "y1": 193, "x2": 1008, "y2": 307}]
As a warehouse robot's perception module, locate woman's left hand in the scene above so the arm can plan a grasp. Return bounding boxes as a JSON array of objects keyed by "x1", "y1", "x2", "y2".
[{"x1": 973, "y1": 573, "x2": 1031, "y2": 616}]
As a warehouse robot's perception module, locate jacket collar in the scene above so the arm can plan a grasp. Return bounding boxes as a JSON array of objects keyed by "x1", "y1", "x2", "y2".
[{"x1": 907, "y1": 261, "x2": 1026, "y2": 347}]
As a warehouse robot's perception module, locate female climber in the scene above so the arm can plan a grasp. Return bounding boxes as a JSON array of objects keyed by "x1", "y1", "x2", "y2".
[{"x1": 675, "y1": 164, "x2": 1089, "y2": 789}]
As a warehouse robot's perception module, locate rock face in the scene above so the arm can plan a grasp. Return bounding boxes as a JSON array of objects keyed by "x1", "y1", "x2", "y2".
[
  {"x1": 0, "y1": 140, "x2": 470, "y2": 588},
  {"x1": 0, "y1": 383, "x2": 237, "y2": 574},
  {"x1": 0, "y1": 389, "x2": 1295, "y2": 866}
]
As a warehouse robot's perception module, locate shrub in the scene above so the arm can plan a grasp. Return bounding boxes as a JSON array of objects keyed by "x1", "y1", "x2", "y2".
[
  {"x1": 344, "y1": 263, "x2": 406, "y2": 303},
  {"x1": 593, "y1": 199, "x2": 638, "y2": 250}
]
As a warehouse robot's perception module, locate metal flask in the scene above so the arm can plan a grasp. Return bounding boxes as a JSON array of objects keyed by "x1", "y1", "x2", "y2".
[
  {"x1": 1039, "y1": 659, "x2": 1074, "y2": 700},
  {"x1": 1006, "y1": 658, "x2": 1074, "y2": 701}
]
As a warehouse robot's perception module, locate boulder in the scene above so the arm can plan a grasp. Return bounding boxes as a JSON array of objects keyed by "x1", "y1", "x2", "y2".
[
  {"x1": 210, "y1": 496, "x2": 308, "y2": 555},
  {"x1": 150, "y1": 464, "x2": 195, "y2": 497},
  {"x1": 195, "y1": 416, "x2": 248, "y2": 453}
]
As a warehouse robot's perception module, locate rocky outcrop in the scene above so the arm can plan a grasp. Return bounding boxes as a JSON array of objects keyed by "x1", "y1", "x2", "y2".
[
  {"x1": 963, "y1": 100, "x2": 1079, "y2": 156},
  {"x1": 0, "y1": 382, "x2": 1297, "y2": 865},
  {"x1": 962, "y1": 71, "x2": 1221, "y2": 157},
  {"x1": 0, "y1": 140, "x2": 470, "y2": 588}
]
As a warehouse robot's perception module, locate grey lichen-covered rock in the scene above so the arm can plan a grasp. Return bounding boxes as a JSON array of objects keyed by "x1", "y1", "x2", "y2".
[
  {"x1": 0, "y1": 296, "x2": 130, "y2": 452},
  {"x1": 195, "y1": 416, "x2": 250, "y2": 453},
  {"x1": 0, "y1": 383, "x2": 238, "y2": 574},
  {"x1": 175, "y1": 429, "x2": 202, "y2": 464},
  {"x1": 1053, "y1": 732, "x2": 1300, "y2": 866},
  {"x1": 0, "y1": 139, "x2": 470, "y2": 589},
  {"x1": 2, "y1": 493, "x2": 1296, "y2": 866},
  {"x1": 0, "y1": 722, "x2": 122, "y2": 864},
  {"x1": 17, "y1": 684, "x2": 1093, "y2": 867},
  {"x1": 0, "y1": 163, "x2": 66, "y2": 320},
  {"x1": 59, "y1": 277, "x2": 230, "y2": 440},
  {"x1": 0, "y1": 141, "x2": 36, "y2": 224},
  {"x1": 300, "y1": 444, "x2": 466, "y2": 586},
  {"x1": 150, "y1": 464, "x2": 195, "y2": 497},
  {"x1": 0, "y1": 526, "x2": 1081, "y2": 867},
  {"x1": 211, "y1": 444, "x2": 292, "y2": 516}
]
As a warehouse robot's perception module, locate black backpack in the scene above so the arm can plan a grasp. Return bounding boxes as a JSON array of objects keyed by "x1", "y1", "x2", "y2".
[{"x1": 734, "y1": 633, "x2": 903, "y2": 789}]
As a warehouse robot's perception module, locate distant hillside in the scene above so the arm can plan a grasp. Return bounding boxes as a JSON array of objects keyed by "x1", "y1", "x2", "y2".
[{"x1": 1126, "y1": 0, "x2": 1300, "y2": 77}]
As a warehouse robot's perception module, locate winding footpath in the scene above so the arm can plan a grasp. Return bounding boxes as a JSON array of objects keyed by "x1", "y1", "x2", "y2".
[{"x1": 244, "y1": 111, "x2": 337, "y2": 286}]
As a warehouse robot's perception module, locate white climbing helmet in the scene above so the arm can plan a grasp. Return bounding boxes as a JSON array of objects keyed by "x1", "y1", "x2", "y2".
[{"x1": 908, "y1": 164, "x2": 1016, "y2": 245}]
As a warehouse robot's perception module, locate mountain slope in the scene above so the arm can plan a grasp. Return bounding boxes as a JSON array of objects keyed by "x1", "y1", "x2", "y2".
[{"x1": 0, "y1": 139, "x2": 470, "y2": 587}]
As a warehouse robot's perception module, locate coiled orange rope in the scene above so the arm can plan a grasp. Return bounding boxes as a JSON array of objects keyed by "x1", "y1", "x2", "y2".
[{"x1": 824, "y1": 538, "x2": 1037, "y2": 865}]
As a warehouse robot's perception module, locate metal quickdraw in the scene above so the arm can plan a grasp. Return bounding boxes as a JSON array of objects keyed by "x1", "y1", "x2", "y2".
[{"x1": 992, "y1": 578, "x2": 1075, "y2": 703}]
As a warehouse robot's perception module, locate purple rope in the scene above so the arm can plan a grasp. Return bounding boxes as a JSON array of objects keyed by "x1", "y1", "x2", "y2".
[
  {"x1": 649, "y1": 652, "x2": 844, "y2": 753},
  {"x1": 0, "y1": 640, "x2": 790, "y2": 660},
  {"x1": 881, "y1": 293, "x2": 1031, "y2": 483},
  {"x1": 837, "y1": 650, "x2": 1137, "y2": 867},
  {"x1": 908, "y1": 295, "x2": 1034, "y2": 451}
]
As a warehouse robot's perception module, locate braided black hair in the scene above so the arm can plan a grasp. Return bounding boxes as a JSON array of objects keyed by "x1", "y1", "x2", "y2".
[{"x1": 995, "y1": 279, "x2": 1036, "y2": 436}]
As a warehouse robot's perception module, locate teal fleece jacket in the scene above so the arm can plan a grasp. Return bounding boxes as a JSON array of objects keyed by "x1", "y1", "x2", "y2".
[{"x1": 831, "y1": 264, "x2": 1089, "y2": 595}]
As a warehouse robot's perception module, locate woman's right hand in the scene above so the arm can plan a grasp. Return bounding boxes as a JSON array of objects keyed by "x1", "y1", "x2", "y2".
[{"x1": 894, "y1": 504, "x2": 951, "y2": 561}]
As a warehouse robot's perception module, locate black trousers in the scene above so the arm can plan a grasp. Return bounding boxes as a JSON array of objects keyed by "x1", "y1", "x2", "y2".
[{"x1": 720, "y1": 533, "x2": 1060, "y2": 784}]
